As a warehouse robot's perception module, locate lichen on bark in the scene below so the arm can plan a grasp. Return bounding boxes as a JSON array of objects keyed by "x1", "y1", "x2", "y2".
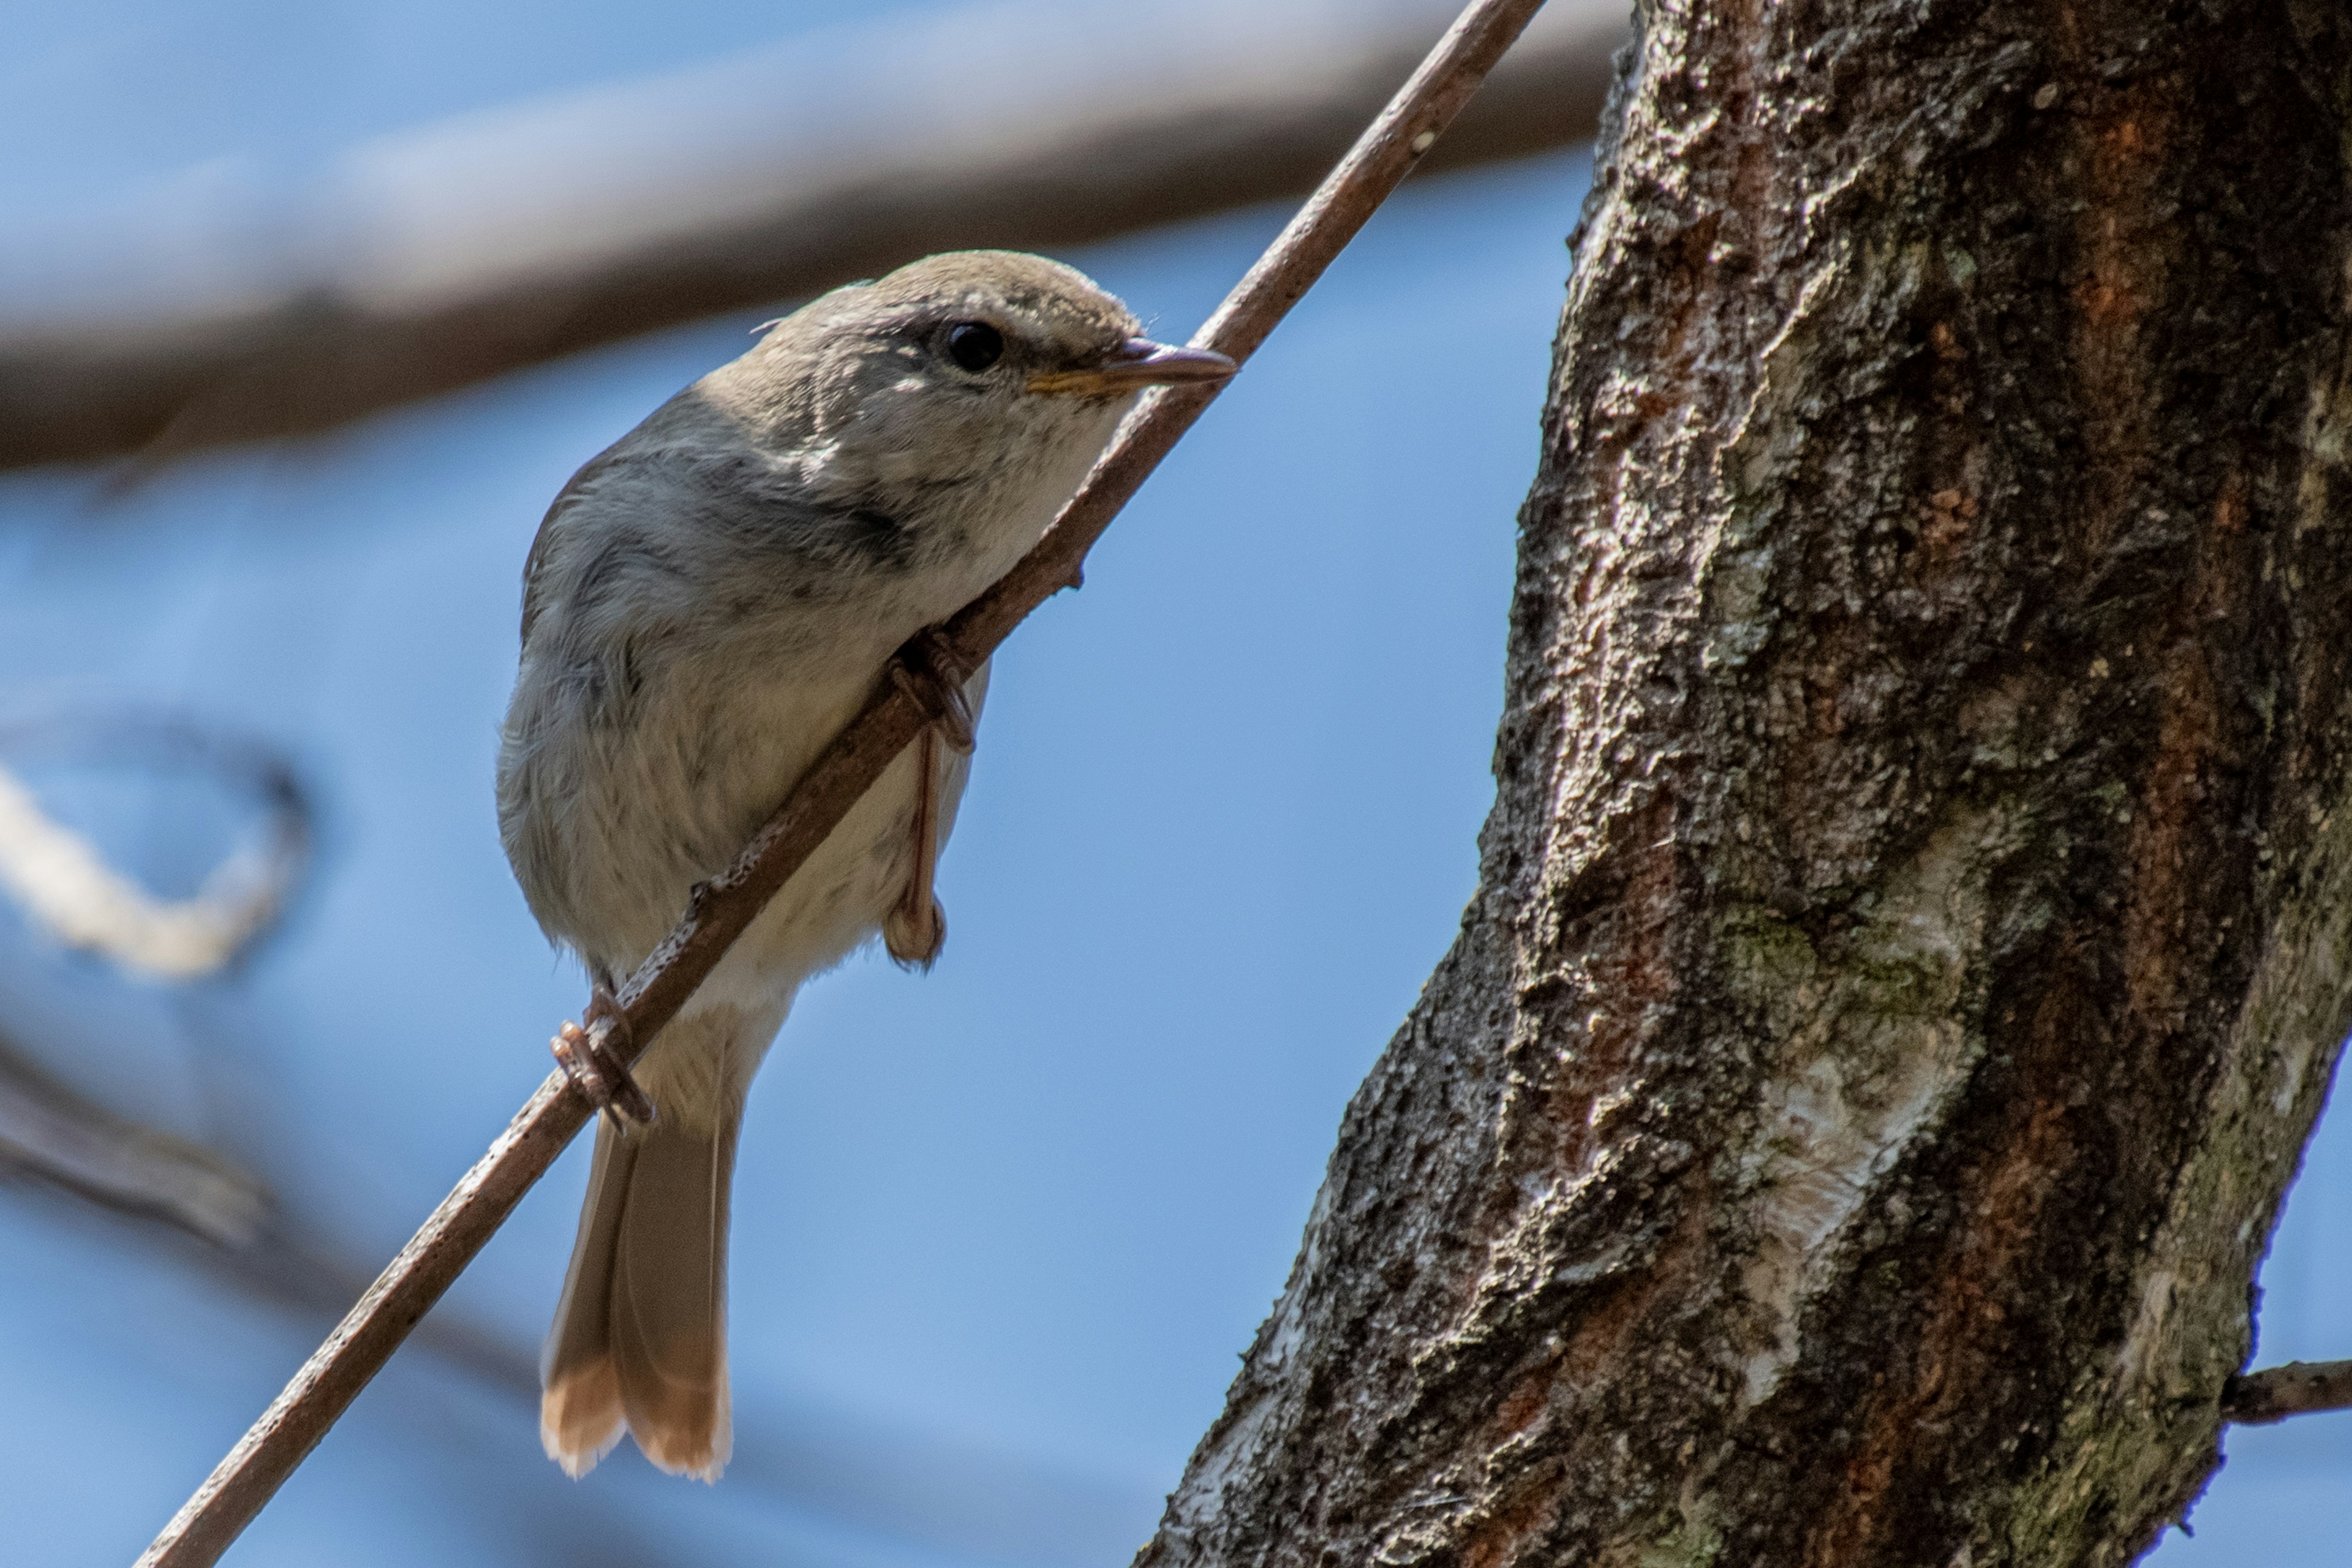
[{"x1": 1137, "y1": 1, "x2": 2352, "y2": 1564}]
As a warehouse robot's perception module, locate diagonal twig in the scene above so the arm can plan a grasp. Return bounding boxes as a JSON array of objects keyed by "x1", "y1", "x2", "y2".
[
  {"x1": 135, "y1": 1, "x2": 1556, "y2": 1561},
  {"x1": 1, "y1": 992, "x2": 1148, "y2": 1562}
]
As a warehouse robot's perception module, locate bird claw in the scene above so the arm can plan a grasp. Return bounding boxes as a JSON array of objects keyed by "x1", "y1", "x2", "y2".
[
  {"x1": 552, "y1": 993, "x2": 657, "y2": 1129},
  {"x1": 888, "y1": 628, "x2": 977, "y2": 753}
]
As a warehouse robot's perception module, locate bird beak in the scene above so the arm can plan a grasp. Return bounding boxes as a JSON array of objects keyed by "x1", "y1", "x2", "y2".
[{"x1": 1028, "y1": 337, "x2": 1237, "y2": 397}]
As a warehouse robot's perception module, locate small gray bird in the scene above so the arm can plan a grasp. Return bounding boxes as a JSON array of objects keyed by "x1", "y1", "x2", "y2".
[{"x1": 498, "y1": 251, "x2": 1232, "y2": 1480}]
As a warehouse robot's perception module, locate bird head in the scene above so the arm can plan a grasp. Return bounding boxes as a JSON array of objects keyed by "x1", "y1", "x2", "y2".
[{"x1": 711, "y1": 252, "x2": 1232, "y2": 525}]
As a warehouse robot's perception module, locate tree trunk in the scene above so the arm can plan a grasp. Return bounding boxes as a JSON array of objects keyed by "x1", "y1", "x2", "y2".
[{"x1": 1140, "y1": 2, "x2": 2352, "y2": 1564}]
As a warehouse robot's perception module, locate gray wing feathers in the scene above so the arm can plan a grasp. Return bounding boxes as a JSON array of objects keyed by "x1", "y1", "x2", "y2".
[{"x1": 520, "y1": 422, "x2": 933, "y2": 653}]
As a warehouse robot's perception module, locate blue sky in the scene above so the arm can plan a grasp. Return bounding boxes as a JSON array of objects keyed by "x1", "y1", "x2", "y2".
[{"x1": 0, "y1": 4, "x2": 2345, "y2": 1565}]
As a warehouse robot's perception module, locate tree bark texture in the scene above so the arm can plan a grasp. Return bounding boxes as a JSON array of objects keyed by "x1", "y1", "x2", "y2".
[{"x1": 1142, "y1": 2, "x2": 2352, "y2": 1565}]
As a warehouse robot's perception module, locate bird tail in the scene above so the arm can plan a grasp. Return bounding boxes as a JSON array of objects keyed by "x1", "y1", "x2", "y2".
[{"x1": 540, "y1": 1032, "x2": 745, "y2": 1482}]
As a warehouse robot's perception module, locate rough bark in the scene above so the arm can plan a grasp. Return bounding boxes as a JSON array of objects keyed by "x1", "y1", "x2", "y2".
[{"x1": 1140, "y1": 2, "x2": 2352, "y2": 1565}]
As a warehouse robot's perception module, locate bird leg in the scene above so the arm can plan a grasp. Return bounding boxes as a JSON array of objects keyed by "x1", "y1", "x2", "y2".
[
  {"x1": 884, "y1": 725, "x2": 949, "y2": 968},
  {"x1": 551, "y1": 987, "x2": 657, "y2": 1128},
  {"x1": 883, "y1": 629, "x2": 972, "y2": 968}
]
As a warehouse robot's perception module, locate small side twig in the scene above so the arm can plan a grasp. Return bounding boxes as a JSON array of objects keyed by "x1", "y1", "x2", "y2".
[
  {"x1": 135, "y1": 2, "x2": 1555, "y2": 1563},
  {"x1": 2222, "y1": 1360, "x2": 2352, "y2": 1425}
]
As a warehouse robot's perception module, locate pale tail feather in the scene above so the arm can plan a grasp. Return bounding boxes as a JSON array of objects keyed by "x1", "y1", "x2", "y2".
[
  {"x1": 541, "y1": 1094, "x2": 741, "y2": 1480},
  {"x1": 540, "y1": 1117, "x2": 632, "y2": 1475}
]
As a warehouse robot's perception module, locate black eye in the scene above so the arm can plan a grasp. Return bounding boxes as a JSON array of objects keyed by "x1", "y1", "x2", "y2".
[{"x1": 945, "y1": 322, "x2": 1005, "y2": 373}]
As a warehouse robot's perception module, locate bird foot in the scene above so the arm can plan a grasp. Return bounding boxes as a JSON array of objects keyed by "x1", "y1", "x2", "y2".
[
  {"x1": 888, "y1": 628, "x2": 977, "y2": 753},
  {"x1": 884, "y1": 891, "x2": 948, "y2": 970},
  {"x1": 551, "y1": 992, "x2": 657, "y2": 1129}
]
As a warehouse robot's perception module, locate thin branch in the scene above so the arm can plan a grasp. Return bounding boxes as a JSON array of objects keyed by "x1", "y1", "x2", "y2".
[
  {"x1": 0, "y1": 995, "x2": 1148, "y2": 1563},
  {"x1": 203, "y1": 1226, "x2": 1154, "y2": 1565},
  {"x1": 134, "y1": 2, "x2": 1555, "y2": 1561},
  {"x1": 0, "y1": 946, "x2": 1145, "y2": 1558},
  {"x1": 0, "y1": 0, "x2": 1624, "y2": 474},
  {"x1": 2222, "y1": 1360, "x2": 2352, "y2": 1425},
  {"x1": 21, "y1": 1125, "x2": 1152, "y2": 1565},
  {"x1": 4, "y1": 1166, "x2": 696, "y2": 1568},
  {"x1": 0, "y1": 774, "x2": 1129, "y2": 1559}
]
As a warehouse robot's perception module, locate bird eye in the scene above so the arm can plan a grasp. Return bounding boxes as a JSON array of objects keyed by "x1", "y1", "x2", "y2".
[{"x1": 945, "y1": 322, "x2": 1005, "y2": 373}]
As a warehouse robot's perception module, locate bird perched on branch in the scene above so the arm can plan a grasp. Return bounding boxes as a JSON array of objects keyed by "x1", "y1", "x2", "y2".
[{"x1": 497, "y1": 251, "x2": 1233, "y2": 1480}]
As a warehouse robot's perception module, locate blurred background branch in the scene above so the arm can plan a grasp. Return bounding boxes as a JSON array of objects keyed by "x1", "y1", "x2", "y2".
[
  {"x1": 0, "y1": 1023, "x2": 268, "y2": 1247},
  {"x1": 0, "y1": 0, "x2": 1626, "y2": 473},
  {"x1": 0, "y1": 708, "x2": 1147, "y2": 1565},
  {"x1": 2, "y1": 1017, "x2": 1148, "y2": 1564},
  {"x1": 0, "y1": 717, "x2": 309, "y2": 980}
]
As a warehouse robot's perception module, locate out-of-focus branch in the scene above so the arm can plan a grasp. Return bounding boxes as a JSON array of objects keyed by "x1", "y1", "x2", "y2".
[
  {"x1": 175, "y1": 1222, "x2": 1153, "y2": 1566},
  {"x1": 2, "y1": 1002, "x2": 1150, "y2": 1564},
  {"x1": 0, "y1": 727, "x2": 309, "y2": 980},
  {"x1": 0, "y1": 0, "x2": 1625, "y2": 473},
  {"x1": 0, "y1": 1112, "x2": 706, "y2": 1568},
  {"x1": 0, "y1": 1027, "x2": 266, "y2": 1248},
  {"x1": 0, "y1": 712, "x2": 307, "y2": 1235}
]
